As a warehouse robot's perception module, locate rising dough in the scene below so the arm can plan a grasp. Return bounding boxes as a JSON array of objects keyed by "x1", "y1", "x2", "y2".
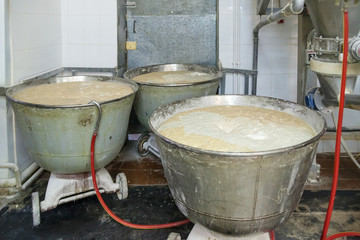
[
  {"x1": 13, "y1": 81, "x2": 134, "y2": 106},
  {"x1": 158, "y1": 105, "x2": 316, "y2": 152},
  {"x1": 132, "y1": 71, "x2": 214, "y2": 84}
]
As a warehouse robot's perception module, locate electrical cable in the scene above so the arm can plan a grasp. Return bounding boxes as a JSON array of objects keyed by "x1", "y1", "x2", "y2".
[
  {"x1": 89, "y1": 101, "x2": 190, "y2": 230},
  {"x1": 321, "y1": 8, "x2": 360, "y2": 240}
]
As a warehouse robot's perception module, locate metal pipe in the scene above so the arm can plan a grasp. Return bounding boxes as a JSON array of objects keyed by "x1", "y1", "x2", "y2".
[
  {"x1": 252, "y1": 36, "x2": 259, "y2": 95},
  {"x1": 21, "y1": 167, "x2": 44, "y2": 190},
  {"x1": 20, "y1": 162, "x2": 40, "y2": 182},
  {"x1": 143, "y1": 134, "x2": 161, "y2": 158},
  {"x1": 244, "y1": 74, "x2": 249, "y2": 95},
  {"x1": 0, "y1": 163, "x2": 21, "y2": 188},
  {"x1": 252, "y1": 0, "x2": 305, "y2": 95},
  {"x1": 253, "y1": 0, "x2": 305, "y2": 34}
]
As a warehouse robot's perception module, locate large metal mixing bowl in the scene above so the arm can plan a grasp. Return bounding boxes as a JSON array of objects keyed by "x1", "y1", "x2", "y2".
[
  {"x1": 149, "y1": 95, "x2": 326, "y2": 236},
  {"x1": 123, "y1": 64, "x2": 222, "y2": 130},
  {"x1": 6, "y1": 76, "x2": 138, "y2": 174}
]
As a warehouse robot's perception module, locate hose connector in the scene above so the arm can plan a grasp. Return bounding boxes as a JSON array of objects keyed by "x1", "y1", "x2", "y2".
[{"x1": 88, "y1": 100, "x2": 102, "y2": 134}]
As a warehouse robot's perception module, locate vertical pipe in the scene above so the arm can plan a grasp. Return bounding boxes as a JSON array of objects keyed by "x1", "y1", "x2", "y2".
[
  {"x1": 244, "y1": 74, "x2": 249, "y2": 95},
  {"x1": 252, "y1": 0, "x2": 305, "y2": 96},
  {"x1": 252, "y1": 35, "x2": 259, "y2": 95}
]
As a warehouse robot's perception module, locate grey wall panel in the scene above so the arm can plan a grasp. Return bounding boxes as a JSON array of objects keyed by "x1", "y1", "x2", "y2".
[{"x1": 126, "y1": 0, "x2": 217, "y2": 69}]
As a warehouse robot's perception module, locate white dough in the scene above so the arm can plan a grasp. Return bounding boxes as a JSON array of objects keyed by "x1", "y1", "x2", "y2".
[{"x1": 158, "y1": 106, "x2": 316, "y2": 152}]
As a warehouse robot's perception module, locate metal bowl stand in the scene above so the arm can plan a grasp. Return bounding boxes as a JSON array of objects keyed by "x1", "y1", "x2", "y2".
[{"x1": 31, "y1": 168, "x2": 128, "y2": 226}]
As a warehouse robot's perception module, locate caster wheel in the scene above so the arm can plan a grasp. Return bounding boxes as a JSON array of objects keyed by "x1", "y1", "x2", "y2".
[
  {"x1": 136, "y1": 133, "x2": 151, "y2": 156},
  {"x1": 167, "y1": 232, "x2": 181, "y2": 240},
  {"x1": 32, "y1": 192, "x2": 41, "y2": 227},
  {"x1": 116, "y1": 173, "x2": 128, "y2": 200}
]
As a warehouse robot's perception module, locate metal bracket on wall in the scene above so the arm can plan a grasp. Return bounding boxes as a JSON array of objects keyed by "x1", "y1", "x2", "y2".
[{"x1": 125, "y1": 1, "x2": 136, "y2": 8}]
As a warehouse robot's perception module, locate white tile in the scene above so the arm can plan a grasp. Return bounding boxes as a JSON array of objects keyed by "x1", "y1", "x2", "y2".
[
  {"x1": 257, "y1": 44, "x2": 272, "y2": 74},
  {"x1": 84, "y1": 45, "x2": 101, "y2": 67},
  {"x1": 240, "y1": 0, "x2": 255, "y2": 15},
  {"x1": 257, "y1": 74, "x2": 272, "y2": 97},
  {"x1": 219, "y1": 44, "x2": 234, "y2": 68},
  {"x1": 10, "y1": 0, "x2": 30, "y2": 14},
  {"x1": 12, "y1": 45, "x2": 62, "y2": 83},
  {"x1": 240, "y1": 15, "x2": 255, "y2": 44},
  {"x1": 223, "y1": 73, "x2": 234, "y2": 94},
  {"x1": 36, "y1": 15, "x2": 59, "y2": 48},
  {"x1": 219, "y1": 0, "x2": 233, "y2": 15},
  {"x1": 271, "y1": 73, "x2": 289, "y2": 100},
  {"x1": 239, "y1": 44, "x2": 253, "y2": 69},
  {"x1": 84, "y1": 16, "x2": 101, "y2": 45},
  {"x1": 37, "y1": 45, "x2": 62, "y2": 71},
  {"x1": 288, "y1": 74, "x2": 298, "y2": 102},
  {"x1": 67, "y1": 16, "x2": 84, "y2": 44},
  {"x1": 101, "y1": 0, "x2": 117, "y2": 16},
  {"x1": 44, "y1": 0, "x2": 61, "y2": 15},
  {"x1": 61, "y1": 15, "x2": 69, "y2": 44},
  {"x1": 219, "y1": 15, "x2": 234, "y2": 46},
  {"x1": 10, "y1": 0, "x2": 57, "y2": 14},
  {"x1": 67, "y1": 0, "x2": 84, "y2": 15},
  {"x1": 11, "y1": 14, "x2": 40, "y2": 51},
  {"x1": 100, "y1": 45, "x2": 117, "y2": 68},
  {"x1": 289, "y1": 16, "x2": 298, "y2": 45},
  {"x1": 84, "y1": 0, "x2": 102, "y2": 16},
  {"x1": 63, "y1": 44, "x2": 84, "y2": 67},
  {"x1": 289, "y1": 45, "x2": 298, "y2": 74},
  {"x1": 61, "y1": 0, "x2": 69, "y2": 15},
  {"x1": 259, "y1": 30, "x2": 289, "y2": 45},
  {"x1": 100, "y1": 16, "x2": 117, "y2": 45},
  {"x1": 271, "y1": 45, "x2": 290, "y2": 74}
]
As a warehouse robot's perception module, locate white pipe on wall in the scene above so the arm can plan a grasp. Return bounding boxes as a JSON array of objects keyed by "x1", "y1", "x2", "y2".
[{"x1": 0, "y1": 162, "x2": 21, "y2": 188}]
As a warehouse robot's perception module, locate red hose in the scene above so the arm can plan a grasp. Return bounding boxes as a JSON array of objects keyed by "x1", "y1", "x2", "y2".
[
  {"x1": 321, "y1": 9, "x2": 360, "y2": 240},
  {"x1": 325, "y1": 232, "x2": 360, "y2": 240},
  {"x1": 90, "y1": 132, "x2": 190, "y2": 229},
  {"x1": 269, "y1": 230, "x2": 275, "y2": 240}
]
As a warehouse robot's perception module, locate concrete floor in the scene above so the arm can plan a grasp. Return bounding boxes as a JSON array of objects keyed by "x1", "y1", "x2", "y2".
[{"x1": 0, "y1": 140, "x2": 360, "y2": 240}]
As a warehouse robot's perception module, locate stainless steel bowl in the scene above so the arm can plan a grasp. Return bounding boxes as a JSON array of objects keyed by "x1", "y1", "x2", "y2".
[
  {"x1": 123, "y1": 64, "x2": 222, "y2": 130},
  {"x1": 6, "y1": 76, "x2": 138, "y2": 174},
  {"x1": 149, "y1": 95, "x2": 326, "y2": 236}
]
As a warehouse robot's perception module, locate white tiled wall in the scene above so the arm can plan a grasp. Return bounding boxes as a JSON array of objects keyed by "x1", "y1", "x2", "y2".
[
  {"x1": 219, "y1": 1, "x2": 298, "y2": 102},
  {"x1": 9, "y1": 0, "x2": 62, "y2": 84},
  {"x1": 61, "y1": 0, "x2": 117, "y2": 68},
  {"x1": 218, "y1": 1, "x2": 360, "y2": 153},
  {"x1": 0, "y1": 0, "x2": 5, "y2": 87}
]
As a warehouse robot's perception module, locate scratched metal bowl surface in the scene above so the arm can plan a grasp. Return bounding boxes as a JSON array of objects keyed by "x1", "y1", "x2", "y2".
[
  {"x1": 149, "y1": 95, "x2": 326, "y2": 236},
  {"x1": 6, "y1": 76, "x2": 138, "y2": 174}
]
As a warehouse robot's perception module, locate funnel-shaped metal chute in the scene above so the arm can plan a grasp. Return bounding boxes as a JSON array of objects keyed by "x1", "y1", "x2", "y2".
[{"x1": 306, "y1": 0, "x2": 360, "y2": 38}]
